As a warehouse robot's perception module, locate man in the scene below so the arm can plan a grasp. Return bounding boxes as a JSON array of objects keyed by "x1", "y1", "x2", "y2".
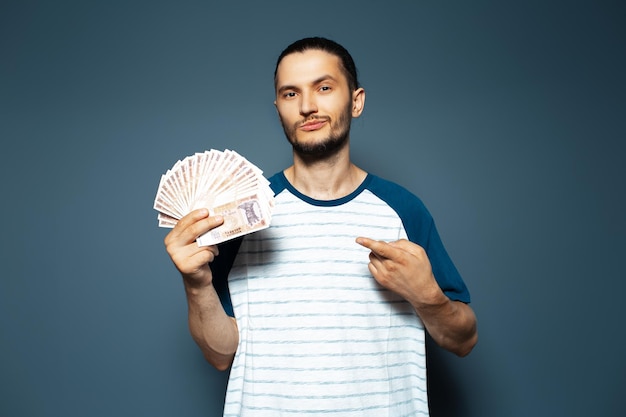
[{"x1": 165, "y1": 37, "x2": 477, "y2": 416}]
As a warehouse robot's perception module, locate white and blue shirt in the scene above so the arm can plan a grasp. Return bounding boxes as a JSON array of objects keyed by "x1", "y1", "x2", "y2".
[{"x1": 211, "y1": 172, "x2": 470, "y2": 417}]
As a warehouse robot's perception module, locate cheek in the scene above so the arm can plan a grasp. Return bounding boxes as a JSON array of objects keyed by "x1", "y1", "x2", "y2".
[
  {"x1": 276, "y1": 111, "x2": 297, "y2": 138},
  {"x1": 277, "y1": 104, "x2": 298, "y2": 124}
]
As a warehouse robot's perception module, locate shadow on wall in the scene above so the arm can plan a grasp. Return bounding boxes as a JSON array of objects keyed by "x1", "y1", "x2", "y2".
[{"x1": 426, "y1": 335, "x2": 467, "y2": 417}]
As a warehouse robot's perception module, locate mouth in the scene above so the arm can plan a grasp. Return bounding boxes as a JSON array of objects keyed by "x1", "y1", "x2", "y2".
[{"x1": 299, "y1": 118, "x2": 328, "y2": 131}]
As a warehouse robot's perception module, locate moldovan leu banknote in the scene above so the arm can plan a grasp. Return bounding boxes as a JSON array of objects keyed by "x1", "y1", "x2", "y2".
[{"x1": 153, "y1": 149, "x2": 274, "y2": 246}]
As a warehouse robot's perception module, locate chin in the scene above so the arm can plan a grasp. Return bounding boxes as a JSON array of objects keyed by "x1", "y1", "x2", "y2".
[{"x1": 291, "y1": 135, "x2": 349, "y2": 158}]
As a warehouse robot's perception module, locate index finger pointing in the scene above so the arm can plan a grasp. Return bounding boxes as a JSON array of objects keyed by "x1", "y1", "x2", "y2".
[{"x1": 355, "y1": 237, "x2": 397, "y2": 260}]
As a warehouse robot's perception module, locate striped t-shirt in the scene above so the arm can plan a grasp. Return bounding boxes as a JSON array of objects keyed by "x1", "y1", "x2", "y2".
[{"x1": 211, "y1": 172, "x2": 470, "y2": 417}]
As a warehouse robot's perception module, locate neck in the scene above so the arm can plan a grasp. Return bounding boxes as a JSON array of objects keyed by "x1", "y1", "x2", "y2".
[{"x1": 285, "y1": 146, "x2": 367, "y2": 200}]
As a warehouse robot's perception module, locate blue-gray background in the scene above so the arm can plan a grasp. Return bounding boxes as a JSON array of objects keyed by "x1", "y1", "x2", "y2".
[{"x1": 1, "y1": 1, "x2": 624, "y2": 416}]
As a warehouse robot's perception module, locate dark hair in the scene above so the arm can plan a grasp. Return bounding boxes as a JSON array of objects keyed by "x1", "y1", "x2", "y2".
[{"x1": 274, "y1": 37, "x2": 360, "y2": 91}]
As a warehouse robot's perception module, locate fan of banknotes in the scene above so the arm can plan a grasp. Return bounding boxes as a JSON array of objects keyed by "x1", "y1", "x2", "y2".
[{"x1": 153, "y1": 149, "x2": 274, "y2": 246}]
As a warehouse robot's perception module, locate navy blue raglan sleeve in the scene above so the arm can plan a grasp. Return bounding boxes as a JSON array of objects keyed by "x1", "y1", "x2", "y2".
[
  {"x1": 209, "y1": 237, "x2": 242, "y2": 317},
  {"x1": 367, "y1": 175, "x2": 471, "y2": 303}
]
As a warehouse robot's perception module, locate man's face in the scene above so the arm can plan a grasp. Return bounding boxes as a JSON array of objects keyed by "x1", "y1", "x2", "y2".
[{"x1": 274, "y1": 49, "x2": 364, "y2": 157}]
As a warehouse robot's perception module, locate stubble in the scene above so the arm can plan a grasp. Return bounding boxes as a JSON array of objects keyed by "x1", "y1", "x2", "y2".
[{"x1": 279, "y1": 102, "x2": 352, "y2": 160}]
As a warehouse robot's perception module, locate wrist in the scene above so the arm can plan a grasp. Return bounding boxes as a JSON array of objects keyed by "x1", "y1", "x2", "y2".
[
  {"x1": 182, "y1": 272, "x2": 214, "y2": 295},
  {"x1": 409, "y1": 282, "x2": 449, "y2": 312}
]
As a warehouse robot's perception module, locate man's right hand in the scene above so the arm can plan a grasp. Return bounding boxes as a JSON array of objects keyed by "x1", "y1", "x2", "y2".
[
  {"x1": 164, "y1": 208, "x2": 225, "y2": 288},
  {"x1": 164, "y1": 208, "x2": 238, "y2": 370}
]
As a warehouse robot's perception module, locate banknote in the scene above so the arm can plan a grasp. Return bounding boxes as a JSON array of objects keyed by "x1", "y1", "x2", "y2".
[
  {"x1": 196, "y1": 192, "x2": 271, "y2": 246},
  {"x1": 153, "y1": 149, "x2": 274, "y2": 245}
]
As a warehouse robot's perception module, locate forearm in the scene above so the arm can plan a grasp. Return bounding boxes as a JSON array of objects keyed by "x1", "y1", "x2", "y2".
[
  {"x1": 413, "y1": 292, "x2": 477, "y2": 357},
  {"x1": 184, "y1": 282, "x2": 239, "y2": 370}
]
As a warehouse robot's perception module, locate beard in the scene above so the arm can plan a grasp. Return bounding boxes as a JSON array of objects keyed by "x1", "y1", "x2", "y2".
[{"x1": 279, "y1": 103, "x2": 352, "y2": 160}]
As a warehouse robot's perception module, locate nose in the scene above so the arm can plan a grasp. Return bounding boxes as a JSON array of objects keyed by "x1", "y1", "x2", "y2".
[{"x1": 300, "y1": 91, "x2": 318, "y2": 116}]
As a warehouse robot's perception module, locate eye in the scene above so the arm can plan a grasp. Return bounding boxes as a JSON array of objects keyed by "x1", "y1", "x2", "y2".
[
  {"x1": 283, "y1": 91, "x2": 297, "y2": 99},
  {"x1": 319, "y1": 85, "x2": 332, "y2": 92}
]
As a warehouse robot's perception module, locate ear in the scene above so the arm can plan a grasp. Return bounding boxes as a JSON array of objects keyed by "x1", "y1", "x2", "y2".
[
  {"x1": 351, "y1": 87, "x2": 365, "y2": 118},
  {"x1": 273, "y1": 99, "x2": 280, "y2": 116}
]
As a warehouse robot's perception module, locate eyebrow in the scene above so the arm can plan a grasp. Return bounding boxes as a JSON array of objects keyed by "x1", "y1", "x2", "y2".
[{"x1": 277, "y1": 74, "x2": 339, "y2": 94}]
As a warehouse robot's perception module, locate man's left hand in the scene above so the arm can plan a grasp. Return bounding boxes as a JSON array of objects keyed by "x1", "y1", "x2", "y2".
[{"x1": 355, "y1": 237, "x2": 446, "y2": 308}]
